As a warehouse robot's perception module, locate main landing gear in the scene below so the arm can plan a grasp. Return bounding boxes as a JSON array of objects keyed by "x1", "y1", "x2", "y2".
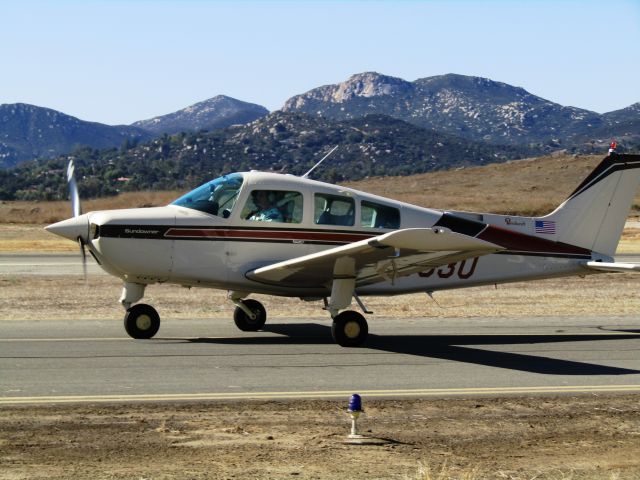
[
  {"x1": 229, "y1": 290, "x2": 370, "y2": 347},
  {"x1": 331, "y1": 310, "x2": 369, "y2": 347},
  {"x1": 233, "y1": 298, "x2": 267, "y2": 331},
  {"x1": 118, "y1": 282, "x2": 370, "y2": 347}
]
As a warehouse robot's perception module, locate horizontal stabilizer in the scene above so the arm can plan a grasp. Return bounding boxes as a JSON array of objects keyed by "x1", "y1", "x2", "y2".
[{"x1": 584, "y1": 261, "x2": 640, "y2": 273}]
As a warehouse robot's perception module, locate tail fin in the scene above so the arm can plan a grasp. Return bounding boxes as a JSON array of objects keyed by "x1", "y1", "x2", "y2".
[{"x1": 543, "y1": 154, "x2": 640, "y2": 256}]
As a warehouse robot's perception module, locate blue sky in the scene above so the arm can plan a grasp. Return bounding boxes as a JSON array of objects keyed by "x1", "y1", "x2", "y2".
[{"x1": 1, "y1": 0, "x2": 638, "y2": 125}]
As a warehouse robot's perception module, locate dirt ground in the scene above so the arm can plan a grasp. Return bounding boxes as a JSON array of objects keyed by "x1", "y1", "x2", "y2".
[
  {"x1": 1, "y1": 395, "x2": 640, "y2": 480},
  {"x1": 2, "y1": 224, "x2": 640, "y2": 479}
]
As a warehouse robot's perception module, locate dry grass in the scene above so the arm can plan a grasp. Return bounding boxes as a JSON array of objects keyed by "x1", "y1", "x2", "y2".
[
  {"x1": 344, "y1": 153, "x2": 640, "y2": 216},
  {"x1": 410, "y1": 462, "x2": 632, "y2": 480},
  {"x1": 0, "y1": 190, "x2": 181, "y2": 224},
  {"x1": 3, "y1": 153, "x2": 639, "y2": 226},
  {"x1": 1, "y1": 272, "x2": 639, "y2": 321},
  {"x1": 618, "y1": 228, "x2": 640, "y2": 253},
  {"x1": 0, "y1": 224, "x2": 77, "y2": 252},
  {"x1": 1, "y1": 153, "x2": 639, "y2": 253},
  {"x1": 412, "y1": 461, "x2": 480, "y2": 480}
]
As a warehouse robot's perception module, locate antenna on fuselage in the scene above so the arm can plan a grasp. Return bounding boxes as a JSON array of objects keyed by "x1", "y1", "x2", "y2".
[{"x1": 302, "y1": 145, "x2": 338, "y2": 179}]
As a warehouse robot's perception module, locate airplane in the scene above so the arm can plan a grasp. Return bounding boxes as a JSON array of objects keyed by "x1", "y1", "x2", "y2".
[{"x1": 46, "y1": 148, "x2": 640, "y2": 347}]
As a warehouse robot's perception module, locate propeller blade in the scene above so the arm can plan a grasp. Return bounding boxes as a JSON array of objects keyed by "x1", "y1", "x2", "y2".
[
  {"x1": 68, "y1": 159, "x2": 87, "y2": 282},
  {"x1": 77, "y1": 236, "x2": 88, "y2": 283},
  {"x1": 67, "y1": 160, "x2": 81, "y2": 218}
]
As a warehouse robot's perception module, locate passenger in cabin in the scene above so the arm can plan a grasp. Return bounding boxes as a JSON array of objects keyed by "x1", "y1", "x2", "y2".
[{"x1": 246, "y1": 190, "x2": 284, "y2": 222}]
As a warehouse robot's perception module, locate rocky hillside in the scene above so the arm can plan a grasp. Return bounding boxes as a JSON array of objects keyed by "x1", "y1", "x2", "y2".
[
  {"x1": 4, "y1": 73, "x2": 637, "y2": 171},
  {"x1": 0, "y1": 104, "x2": 152, "y2": 169},
  {"x1": 0, "y1": 96, "x2": 269, "y2": 169},
  {"x1": 0, "y1": 112, "x2": 530, "y2": 201},
  {"x1": 282, "y1": 72, "x2": 638, "y2": 149},
  {"x1": 132, "y1": 95, "x2": 269, "y2": 135}
]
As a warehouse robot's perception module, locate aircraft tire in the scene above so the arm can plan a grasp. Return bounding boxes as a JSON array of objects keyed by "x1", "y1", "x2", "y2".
[
  {"x1": 233, "y1": 299, "x2": 267, "y2": 331},
  {"x1": 124, "y1": 304, "x2": 160, "y2": 339},
  {"x1": 331, "y1": 310, "x2": 368, "y2": 347}
]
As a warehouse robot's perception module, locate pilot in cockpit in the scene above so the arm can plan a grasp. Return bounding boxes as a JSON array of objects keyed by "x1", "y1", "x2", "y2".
[{"x1": 246, "y1": 190, "x2": 284, "y2": 222}]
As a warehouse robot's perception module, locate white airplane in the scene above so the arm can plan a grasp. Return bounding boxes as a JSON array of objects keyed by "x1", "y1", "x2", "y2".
[{"x1": 46, "y1": 150, "x2": 640, "y2": 346}]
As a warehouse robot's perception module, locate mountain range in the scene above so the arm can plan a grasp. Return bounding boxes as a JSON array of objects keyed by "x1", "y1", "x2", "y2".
[
  {"x1": 0, "y1": 72, "x2": 638, "y2": 201},
  {"x1": 0, "y1": 111, "x2": 530, "y2": 201},
  {"x1": 283, "y1": 72, "x2": 639, "y2": 148},
  {"x1": 0, "y1": 103, "x2": 153, "y2": 169},
  {"x1": 2, "y1": 72, "x2": 638, "y2": 170},
  {"x1": 0, "y1": 96, "x2": 269, "y2": 168}
]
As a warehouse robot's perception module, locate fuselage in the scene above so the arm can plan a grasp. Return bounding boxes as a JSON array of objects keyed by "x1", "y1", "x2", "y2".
[{"x1": 46, "y1": 171, "x2": 604, "y2": 298}]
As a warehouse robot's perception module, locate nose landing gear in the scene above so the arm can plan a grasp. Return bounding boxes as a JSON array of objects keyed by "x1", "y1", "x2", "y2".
[{"x1": 124, "y1": 303, "x2": 160, "y2": 339}]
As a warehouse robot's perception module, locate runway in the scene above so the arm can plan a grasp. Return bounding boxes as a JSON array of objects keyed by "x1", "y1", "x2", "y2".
[
  {"x1": 0, "y1": 253, "x2": 105, "y2": 276},
  {"x1": 1, "y1": 316, "x2": 639, "y2": 405},
  {"x1": 2, "y1": 253, "x2": 640, "y2": 276}
]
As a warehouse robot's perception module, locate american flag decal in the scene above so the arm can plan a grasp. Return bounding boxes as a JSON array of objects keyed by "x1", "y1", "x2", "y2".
[{"x1": 535, "y1": 220, "x2": 556, "y2": 234}]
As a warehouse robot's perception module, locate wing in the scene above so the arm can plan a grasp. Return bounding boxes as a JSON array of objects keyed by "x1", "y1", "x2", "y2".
[{"x1": 247, "y1": 227, "x2": 503, "y2": 288}]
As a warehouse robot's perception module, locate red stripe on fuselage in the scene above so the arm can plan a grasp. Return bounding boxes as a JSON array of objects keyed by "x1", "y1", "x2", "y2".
[
  {"x1": 165, "y1": 228, "x2": 374, "y2": 243},
  {"x1": 478, "y1": 225, "x2": 591, "y2": 256}
]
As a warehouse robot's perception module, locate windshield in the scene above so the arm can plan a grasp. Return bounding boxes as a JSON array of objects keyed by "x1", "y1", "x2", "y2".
[{"x1": 171, "y1": 173, "x2": 244, "y2": 217}]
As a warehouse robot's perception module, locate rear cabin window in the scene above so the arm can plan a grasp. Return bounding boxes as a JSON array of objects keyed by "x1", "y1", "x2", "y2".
[
  {"x1": 242, "y1": 190, "x2": 303, "y2": 224},
  {"x1": 361, "y1": 201, "x2": 400, "y2": 229},
  {"x1": 314, "y1": 193, "x2": 355, "y2": 226}
]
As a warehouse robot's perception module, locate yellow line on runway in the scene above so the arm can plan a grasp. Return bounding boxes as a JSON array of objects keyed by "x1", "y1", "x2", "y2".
[
  {"x1": 0, "y1": 337, "x2": 220, "y2": 342},
  {"x1": 2, "y1": 385, "x2": 640, "y2": 405},
  {"x1": 0, "y1": 338, "x2": 130, "y2": 342}
]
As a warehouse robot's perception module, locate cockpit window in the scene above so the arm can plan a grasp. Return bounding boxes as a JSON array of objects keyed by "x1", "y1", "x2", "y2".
[
  {"x1": 361, "y1": 201, "x2": 400, "y2": 229},
  {"x1": 314, "y1": 193, "x2": 355, "y2": 226},
  {"x1": 171, "y1": 173, "x2": 243, "y2": 217},
  {"x1": 241, "y1": 190, "x2": 303, "y2": 223}
]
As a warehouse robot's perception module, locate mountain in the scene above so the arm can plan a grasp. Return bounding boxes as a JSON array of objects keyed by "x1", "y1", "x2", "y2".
[
  {"x1": 572, "y1": 103, "x2": 640, "y2": 146},
  {"x1": 0, "y1": 96, "x2": 269, "y2": 169},
  {"x1": 603, "y1": 102, "x2": 640, "y2": 124},
  {"x1": 0, "y1": 103, "x2": 153, "y2": 169},
  {"x1": 0, "y1": 111, "x2": 531, "y2": 201},
  {"x1": 282, "y1": 72, "x2": 638, "y2": 149},
  {"x1": 132, "y1": 95, "x2": 269, "y2": 135}
]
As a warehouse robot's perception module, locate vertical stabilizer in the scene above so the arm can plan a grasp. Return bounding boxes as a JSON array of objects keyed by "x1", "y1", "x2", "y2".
[{"x1": 542, "y1": 154, "x2": 640, "y2": 256}]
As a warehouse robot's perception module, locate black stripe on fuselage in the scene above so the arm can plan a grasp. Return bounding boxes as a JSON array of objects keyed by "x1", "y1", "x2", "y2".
[
  {"x1": 99, "y1": 225, "x2": 169, "y2": 239},
  {"x1": 434, "y1": 212, "x2": 487, "y2": 236},
  {"x1": 97, "y1": 224, "x2": 377, "y2": 245},
  {"x1": 567, "y1": 154, "x2": 640, "y2": 200}
]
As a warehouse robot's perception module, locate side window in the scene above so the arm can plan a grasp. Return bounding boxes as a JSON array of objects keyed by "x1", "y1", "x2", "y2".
[
  {"x1": 242, "y1": 190, "x2": 303, "y2": 223},
  {"x1": 315, "y1": 193, "x2": 355, "y2": 226},
  {"x1": 361, "y1": 201, "x2": 400, "y2": 229}
]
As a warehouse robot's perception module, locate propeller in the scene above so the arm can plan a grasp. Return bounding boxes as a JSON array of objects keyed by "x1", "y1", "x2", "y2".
[
  {"x1": 67, "y1": 160, "x2": 81, "y2": 218},
  {"x1": 67, "y1": 160, "x2": 88, "y2": 281}
]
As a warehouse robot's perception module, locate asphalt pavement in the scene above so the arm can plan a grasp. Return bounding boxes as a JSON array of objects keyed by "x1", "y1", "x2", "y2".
[
  {"x1": 1, "y1": 315, "x2": 639, "y2": 404},
  {"x1": 1, "y1": 253, "x2": 639, "y2": 276}
]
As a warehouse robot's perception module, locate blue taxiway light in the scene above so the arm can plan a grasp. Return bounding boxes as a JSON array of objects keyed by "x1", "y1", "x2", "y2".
[{"x1": 348, "y1": 393, "x2": 362, "y2": 413}]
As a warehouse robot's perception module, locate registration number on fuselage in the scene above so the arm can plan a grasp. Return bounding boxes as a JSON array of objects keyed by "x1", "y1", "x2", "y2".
[{"x1": 418, "y1": 257, "x2": 479, "y2": 280}]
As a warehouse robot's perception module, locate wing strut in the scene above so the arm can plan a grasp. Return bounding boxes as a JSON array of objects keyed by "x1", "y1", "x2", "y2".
[{"x1": 327, "y1": 277, "x2": 355, "y2": 317}]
